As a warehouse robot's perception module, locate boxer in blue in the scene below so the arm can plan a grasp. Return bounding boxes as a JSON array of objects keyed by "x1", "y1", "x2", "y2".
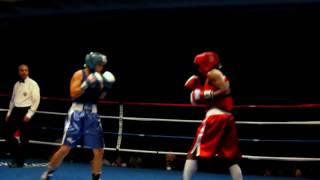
[{"x1": 41, "y1": 52, "x2": 115, "y2": 180}]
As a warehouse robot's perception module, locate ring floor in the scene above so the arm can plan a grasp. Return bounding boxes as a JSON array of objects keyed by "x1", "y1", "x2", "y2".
[{"x1": 0, "y1": 159, "x2": 311, "y2": 180}]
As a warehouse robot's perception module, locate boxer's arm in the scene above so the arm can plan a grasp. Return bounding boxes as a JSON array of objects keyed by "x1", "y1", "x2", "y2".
[
  {"x1": 70, "y1": 70, "x2": 83, "y2": 100},
  {"x1": 207, "y1": 69, "x2": 231, "y2": 97},
  {"x1": 184, "y1": 75, "x2": 201, "y2": 90},
  {"x1": 190, "y1": 70, "x2": 230, "y2": 104}
]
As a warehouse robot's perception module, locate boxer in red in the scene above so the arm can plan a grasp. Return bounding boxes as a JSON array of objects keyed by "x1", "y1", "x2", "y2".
[{"x1": 182, "y1": 51, "x2": 242, "y2": 180}]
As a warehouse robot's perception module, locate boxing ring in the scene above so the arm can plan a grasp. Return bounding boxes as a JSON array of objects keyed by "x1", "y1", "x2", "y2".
[{"x1": 0, "y1": 94, "x2": 320, "y2": 179}]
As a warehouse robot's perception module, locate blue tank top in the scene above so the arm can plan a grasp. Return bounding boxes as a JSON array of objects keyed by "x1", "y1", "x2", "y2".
[{"x1": 74, "y1": 70, "x2": 100, "y2": 104}]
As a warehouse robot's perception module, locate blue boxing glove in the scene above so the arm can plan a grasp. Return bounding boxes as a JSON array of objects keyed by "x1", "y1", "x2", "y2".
[
  {"x1": 81, "y1": 72, "x2": 104, "y2": 90},
  {"x1": 99, "y1": 71, "x2": 116, "y2": 99}
]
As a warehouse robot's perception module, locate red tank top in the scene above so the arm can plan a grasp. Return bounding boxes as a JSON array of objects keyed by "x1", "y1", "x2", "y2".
[{"x1": 203, "y1": 77, "x2": 234, "y2": 112}]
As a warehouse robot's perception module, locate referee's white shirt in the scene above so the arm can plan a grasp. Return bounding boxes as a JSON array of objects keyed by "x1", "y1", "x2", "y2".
[{"x1": 7, "y1": 76, "x2": 40, "y2": 118}]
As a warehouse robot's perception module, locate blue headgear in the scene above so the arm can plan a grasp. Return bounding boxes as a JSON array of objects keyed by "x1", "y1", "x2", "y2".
[{"x1": 84, "y1": 52, "x2": 107, "y2": 71}]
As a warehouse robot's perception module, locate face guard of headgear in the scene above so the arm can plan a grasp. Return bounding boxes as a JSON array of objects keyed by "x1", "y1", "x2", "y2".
[
  {"x1": 84, "y1": 52, "x2": 107, "y2": 72},
  {"x1": 194, "y1": 51, "x2": 221, "y2": 76}
]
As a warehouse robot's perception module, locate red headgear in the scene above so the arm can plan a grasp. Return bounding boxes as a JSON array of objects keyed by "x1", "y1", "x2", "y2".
[{"x1": 194, "y1": 51, "x2": 220, "y2": 75}]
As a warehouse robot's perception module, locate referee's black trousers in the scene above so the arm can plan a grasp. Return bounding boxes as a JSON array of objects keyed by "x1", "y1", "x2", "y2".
[{"x1": 4, "y1": 107, "x2": 31, "y2": 166}]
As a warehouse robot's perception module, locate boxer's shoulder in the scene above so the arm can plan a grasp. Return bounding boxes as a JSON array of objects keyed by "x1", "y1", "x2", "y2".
[{"x1": 72, "y1": 70, "x2": 84, "y2": 79}]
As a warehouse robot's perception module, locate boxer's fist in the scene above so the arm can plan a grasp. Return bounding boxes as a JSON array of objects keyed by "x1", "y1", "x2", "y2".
[
  {"x1": 185, "y1": 75, "x2": 201, "y2": 90},
  {"x1": 81, "y1": 72, "x2": 104, "y2": 90},
  {"x1": 99, "y1": 71, "x2": 115, "y2": 99},
  {"x1": 190, "y1": 89, "x2": 201, "y2": 105},
  {"x1": 190, "y1": 88, "x2": 213, "y2": 105},
  {"x1": 103, "y1": 71, "x2": 116, "y2": 89}
]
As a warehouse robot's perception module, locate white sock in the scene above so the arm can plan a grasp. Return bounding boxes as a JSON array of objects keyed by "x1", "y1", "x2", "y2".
[
  {"x1": 229, "y1": 164, "x2": 243, "y2": 180},
  {"x1": 41, "y1": 165, "x2": 55, "y2": 180},
  {"x1": 183, "y1": 159, "x2": 197, "y2": 180}
]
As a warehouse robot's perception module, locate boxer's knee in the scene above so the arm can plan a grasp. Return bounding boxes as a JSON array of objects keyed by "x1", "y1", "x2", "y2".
[
  {"x1": 92, "y1": 148, "x2": 104, "y2": 160},
  {"x1": 57, "y1": 145, "x2": 72, "y2": 157},
  {"x1": 187, "y1": 154, "x2": 196, "y2": 160}
]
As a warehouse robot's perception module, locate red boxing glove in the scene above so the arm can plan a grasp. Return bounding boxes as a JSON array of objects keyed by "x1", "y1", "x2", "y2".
[
  {"x1": 184, "y1": 75, "x2": 201, "y2": 90},
  {"x1": 190, "y1": 88, "x2": 214, "y2": 105}
]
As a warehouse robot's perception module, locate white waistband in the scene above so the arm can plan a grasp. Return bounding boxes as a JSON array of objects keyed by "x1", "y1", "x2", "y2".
[
  {"x1": 206, "y1": 107, "x2": 231, "y2": 117},
  {"x1": 70, "y1": 102, "x2": 98, "y2": 113}
]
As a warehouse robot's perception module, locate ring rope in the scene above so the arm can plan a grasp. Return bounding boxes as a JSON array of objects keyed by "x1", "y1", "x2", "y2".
[
  {"x1": 28, "y1": 126, "x2": 320, "y2": 143},
  {"x1": 1, "y1": 139, "x2": 319, "y2": 161},
  {"x1": 1, "y1": 108, "x2": 320, "y2": 125},
  {"x1": 116, "y1": 104, "x2": 124, "y2": 150},
  {"x1": 4, "y1": 125, "x2": 320, "y2": 144},
  {"x1": 123, "y1": 116, "x2": 200, "y2": 123},
  {"x1": 3, "y1": 93, "x2": 320, "y2": 109},
  {"x1": 1, "y1": 97, "x2": 320, "y2": 162}
]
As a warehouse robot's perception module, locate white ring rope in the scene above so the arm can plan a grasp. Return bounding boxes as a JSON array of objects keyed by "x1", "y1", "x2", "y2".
[
  {"x1": 1, "y1": 104, "x2": 320, "y2": 162},
  {"x1": 123, "y1": 116, "x2": 320, "y2": 125},
  {"x1": 236, "y1": 121, "x2": 320, "y2": 125},
  {"x1": 242, "y1": 155, "x2": 320, "y2": 162},
  {"x1": 0, "y1": 108, "x2": 120, "y2": 120},
  {"x1": 1, "y1": 139, "x2": 319, "y2": 161},
  {"x1": 124, "y1": 116, "x2": 200, "y2": 123},
  {"x1": 1, "y1": 108, "x2": 320, "y2": 125}
]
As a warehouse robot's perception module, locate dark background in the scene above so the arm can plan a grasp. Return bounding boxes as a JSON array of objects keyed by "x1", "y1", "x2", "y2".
[
  {"x1": 1, "y1": 1, "x2": 320, "y2": 177},
  {"x1": 1, "y1": 2, "x2": 320, "y2": 104}
]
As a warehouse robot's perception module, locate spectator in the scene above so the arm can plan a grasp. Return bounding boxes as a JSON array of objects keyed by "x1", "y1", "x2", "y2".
[
  {"x1": 128, "y1": 153, "x2": 143, "y2": 168},
  {"x1": 264, "y1": 168, "x2": 272, "y2": 176},
  {"x1": 112, "y1": 155, "x2": 127, "y2": 167},
  {"x1": 294, "y1": 167, "x2": 303, "y2": 177},
  {"x1": 102, "y1": 158, "x2": 111, "y2": 166},
  {"x1": 165, "y1": 152, "x2": 176, "y2": 171}
]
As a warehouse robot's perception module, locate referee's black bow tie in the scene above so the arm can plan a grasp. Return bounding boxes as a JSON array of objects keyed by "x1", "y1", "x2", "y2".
[{"x1": 19, "y1": 79, "x2": 25, "y2": 83}]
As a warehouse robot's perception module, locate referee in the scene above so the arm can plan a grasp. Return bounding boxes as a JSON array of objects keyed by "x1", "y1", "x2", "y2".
[{"x1": 4, "y1": 64, "x2": 40, "y2": 168}]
